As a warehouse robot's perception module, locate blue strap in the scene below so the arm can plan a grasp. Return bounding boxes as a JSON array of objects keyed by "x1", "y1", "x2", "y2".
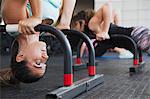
[{"x1": 48, "y1": 0, "x2": 61, "y2": 8}]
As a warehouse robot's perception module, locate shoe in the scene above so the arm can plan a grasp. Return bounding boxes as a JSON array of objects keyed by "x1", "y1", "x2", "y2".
[
  {"x1": 0, "y1": 68, "x2": 20, "y2": 87},
  {"x1": 119, "y1": 49, "x2": 133, "y2": 59}
]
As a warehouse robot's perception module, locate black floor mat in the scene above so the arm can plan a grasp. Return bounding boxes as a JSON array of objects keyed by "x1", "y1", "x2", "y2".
[{"x1": 1, "y1": 53, "x2": 150, "y2": 99}]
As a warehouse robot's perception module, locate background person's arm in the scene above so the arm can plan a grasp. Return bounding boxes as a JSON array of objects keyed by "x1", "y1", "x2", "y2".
[
  {"x1": 88, "y1": 3, "x2": 111, "y2": 40},
  {"x1": 56, "y1": 0, "x2": 76, "y2": 29},
  {"x1": 80, "y1": 42, "x2": 87, "y2": 57},
  {"x1": 113, "y1": 10, "x2": 120, "y2": 25},
  {"x1": 101, "y1": 3, "x2": 111, "y2": 35}
]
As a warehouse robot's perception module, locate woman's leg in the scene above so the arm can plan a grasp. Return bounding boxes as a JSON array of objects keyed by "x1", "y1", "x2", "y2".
[
  {"x1": 1, "y1": 0, "x2": 28, "y2": 24},
  {"x1": 113, "y1": 47, "x2": 133, "y2": 58}
]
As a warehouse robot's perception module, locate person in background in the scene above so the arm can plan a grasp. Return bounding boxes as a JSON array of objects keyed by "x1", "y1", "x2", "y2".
[
  {"x1": 71, "y1": 4, "x2": 150, "y2": 58},
  {"x1": 71, "y1": 3, "x2": 133, "y2": 58}
]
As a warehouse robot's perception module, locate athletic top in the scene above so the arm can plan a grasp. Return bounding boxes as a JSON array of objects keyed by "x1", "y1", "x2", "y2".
[
  {"x1": 108, "y1": 23, "x2": 133, "y2": 36},
  {"x1": 27, "y1": 0, "x2": 62, "y2": 25}
]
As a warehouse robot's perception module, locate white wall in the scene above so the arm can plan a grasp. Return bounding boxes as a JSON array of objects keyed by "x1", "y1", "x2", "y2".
[{"x1": 95, "y1": 0, "x2": 150, "y2": 28}]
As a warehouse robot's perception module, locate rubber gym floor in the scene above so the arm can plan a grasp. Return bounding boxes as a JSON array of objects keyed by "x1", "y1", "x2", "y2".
[{"x1": 1, "y1": 52, "x2": 150, "y2": 99}]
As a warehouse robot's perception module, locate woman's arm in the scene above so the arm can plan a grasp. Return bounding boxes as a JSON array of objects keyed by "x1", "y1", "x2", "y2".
[
  {"x1": 57, "y1": 0, "x2": 76, "y2": 29},
  {"x1": 101, "y1": 3, "x2": 111, "y2": 34},
  {"x1": 88, "y1": 3, "x2": 111, "y2": 40},
  {"x1": 80, "y1": 42, "x2": 87, "y2": 57},
  {"x1": 113, "y1": 10, "x2": 120, "y2": 25},
  {"x1": 18, "y1": 0, "x2": 42, "y2": 35},
  {"x1": 28, "y1": 0, "x2": 42, "y2": 18}
]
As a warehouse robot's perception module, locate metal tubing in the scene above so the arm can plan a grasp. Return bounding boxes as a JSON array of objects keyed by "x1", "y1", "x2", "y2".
[
  {"x1": 0, "y1": 24, "x2": 73, "y2": 86},
  {"x1": 110, "y1": 34, "x2": 139, "y2": 66},
  {"x1": 62, "y1": 29, "x2": 96, "y2": 76}
]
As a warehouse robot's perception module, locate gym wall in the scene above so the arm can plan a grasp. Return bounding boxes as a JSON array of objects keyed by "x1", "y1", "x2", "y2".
[{"x1": 95, "y1": 0, "x2": 150, "y2": 28}]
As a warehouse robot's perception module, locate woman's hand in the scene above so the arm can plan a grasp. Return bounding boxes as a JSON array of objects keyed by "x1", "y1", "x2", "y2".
[
  {"x1": 18, "y1": 17, "x2": 42, "y2": 35},
  {"x1": 96, "y1": 32, "x2": 110, "y2": 41},
  {"x1": 56, "y1": 23, "x2": 70, "y2": 30}
]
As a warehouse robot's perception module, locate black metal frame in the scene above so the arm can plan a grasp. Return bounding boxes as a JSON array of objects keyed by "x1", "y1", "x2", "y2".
[
  {"x1": 110, "y1": 34, "x2": 145, "y2": 75},
  {"x1": 76, "y1": 34, "x2": 145, "y2": 75},
  {"x1": 0, "y1": 25, "x2": 104, "y2": 99},
  {"x1": 62, "y1": 29, "x2": 96, "y2": 74}
]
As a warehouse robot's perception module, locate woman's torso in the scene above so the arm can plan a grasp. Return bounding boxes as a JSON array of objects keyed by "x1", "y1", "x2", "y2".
[{"x1": 26, "y1": 0, "x2": 63, "y2": 25}]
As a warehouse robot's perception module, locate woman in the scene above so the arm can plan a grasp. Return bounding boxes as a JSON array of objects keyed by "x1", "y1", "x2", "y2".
[{"x1": 0, "y1": 0, "x2": 76, "y2": 85}]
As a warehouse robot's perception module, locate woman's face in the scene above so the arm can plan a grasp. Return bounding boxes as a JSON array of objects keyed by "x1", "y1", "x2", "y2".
[
  {"x1": 23, "y1": 41, "x2": 49, "y2": 76},
  {"x1": 71, "y1": 20, "x2": 85, "y2": 32}
]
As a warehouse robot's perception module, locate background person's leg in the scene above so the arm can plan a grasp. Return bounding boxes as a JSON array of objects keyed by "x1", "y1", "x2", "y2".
[{"x1": 113, "y1": 47, "x2": 133, "y2": 59}]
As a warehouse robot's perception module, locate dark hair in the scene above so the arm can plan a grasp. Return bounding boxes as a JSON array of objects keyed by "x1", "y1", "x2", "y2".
[
  {"x1": 0, "y1": 17, "x2": 2, "y2": 23},
  {"x1": 10, "y1": 40, "x2": 43, "y2": 83},
  {"x1": 71, "y1": 9, "x2": 95, "y2": 26},
  {"x1": 71, "y1": 9, "x2": 96, "y2": 38}
]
